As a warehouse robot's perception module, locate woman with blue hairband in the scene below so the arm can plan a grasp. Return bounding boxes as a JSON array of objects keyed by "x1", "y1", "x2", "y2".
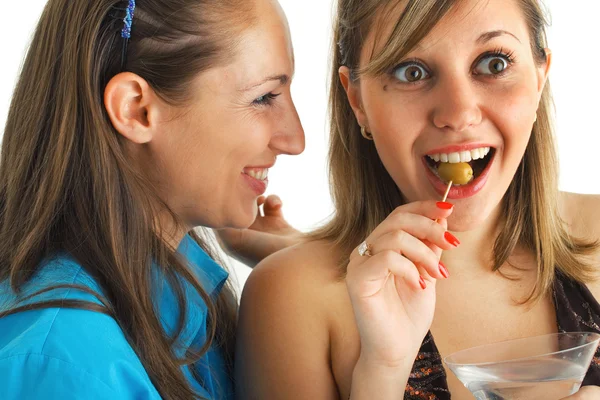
[{"x1": 0, "y1": 0, "x2": 304, "y2": 398}]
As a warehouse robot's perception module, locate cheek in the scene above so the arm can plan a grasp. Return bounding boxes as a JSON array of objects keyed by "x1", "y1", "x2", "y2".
[
  {"x1": 487, "y1": 81, "x2": 538, "y2": 152},
  {"x1": 363, "y1": 81, "x2": 428, "y2": 135},
  {"x1": 149, "y1": 114, "x2": 231, "y2": 201},
  {"x1": 363, "y1": 87, "x2": 424, "y2": 181}
]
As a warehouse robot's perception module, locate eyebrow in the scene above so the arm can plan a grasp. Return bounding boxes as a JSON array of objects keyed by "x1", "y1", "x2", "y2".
[
  {"x1": 477, "y1": 30, "x2": 522, "y2": 44},
  {"x1": 242, "y1": 74, "x2": 289, "y2": 92}
]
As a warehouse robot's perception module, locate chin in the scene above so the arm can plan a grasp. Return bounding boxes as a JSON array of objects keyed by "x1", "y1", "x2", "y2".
[
  {"x1": 187, "y1": 204, "x2": 256, "y2": 230},
  {"x1": 224, "y1": 204, "x2": 259, "y2": 230}
]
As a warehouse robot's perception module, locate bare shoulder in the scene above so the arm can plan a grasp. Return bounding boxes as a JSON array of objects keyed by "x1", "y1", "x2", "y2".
[
  {"x1": 235, "y1": 239, "x2": 350, "y2": 399},
  {"x1": 559, "y1": 191, "x2": 600, "y2": 242},
  {"x1": 243, "y1": 238, "x2": 345, "y2": 303}
]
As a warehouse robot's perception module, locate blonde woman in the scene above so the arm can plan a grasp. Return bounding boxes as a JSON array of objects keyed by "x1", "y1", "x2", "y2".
[{"x1": 230, "y1": 0, "x2": 600, "y2": 398}]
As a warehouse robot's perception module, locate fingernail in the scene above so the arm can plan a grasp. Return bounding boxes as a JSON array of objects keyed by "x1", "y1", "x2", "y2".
[
  {"x1": 436, "y1": 201, "x2": 453, "y2": 210},
  {"x1": 444, "y1": 231, "x2": 461, "y2": 247},
  {"x1": 439, "y1": 262, "x2": 449, "y2": 278},
  {"x1": 419, "y1": 276, "x2": 427, "y2": 290}
]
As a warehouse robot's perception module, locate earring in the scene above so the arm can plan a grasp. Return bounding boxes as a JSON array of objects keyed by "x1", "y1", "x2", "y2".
[{"x1": 360, "y1": 125, "x2": 373, "y2": 140}]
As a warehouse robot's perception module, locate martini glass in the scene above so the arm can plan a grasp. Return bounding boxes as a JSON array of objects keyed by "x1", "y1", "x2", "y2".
[{"x1": 444, "y1": 332, "x2": 600, "y2": 400}]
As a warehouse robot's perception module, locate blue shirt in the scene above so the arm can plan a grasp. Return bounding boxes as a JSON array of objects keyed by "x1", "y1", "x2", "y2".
[{"x1": 0, "y1": 235, "x2": 233, "y2": 399}]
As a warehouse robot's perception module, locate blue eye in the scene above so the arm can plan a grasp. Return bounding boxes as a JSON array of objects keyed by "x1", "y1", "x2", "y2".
[
  {"x1": 392, "y1": 63, "x2": 430, "y2": 83},
  {"x1": 253, "y1": 93, "x2": 281, "y2": 106}
]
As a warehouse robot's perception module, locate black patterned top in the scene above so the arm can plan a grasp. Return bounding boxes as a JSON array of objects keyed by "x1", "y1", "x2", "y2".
[{"x1": 404, "y1": 272, "x2": 600, "y2": 399}]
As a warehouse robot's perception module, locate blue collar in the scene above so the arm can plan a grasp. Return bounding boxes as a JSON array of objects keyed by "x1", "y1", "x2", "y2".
[
  {"x1": 0, "y1": 234, "x2": 228, "y2": 356},
  {"x1": 176, "y1": 234, "x2": 229, "y2": 298},
  {"x1": 157, "y1": 234, "x2": 230, "y2": 355}
]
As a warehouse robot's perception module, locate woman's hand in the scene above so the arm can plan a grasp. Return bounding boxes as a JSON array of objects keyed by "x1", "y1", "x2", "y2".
[
  {"x1": 561, "y1": 385, "x2": 600, "y2": 399},
  {"x1": 346, "y1": 200, "x2": 458, "y2": 372},
  {"x1": 215, "y1": 195, "x2": 302, "y2": 267}
]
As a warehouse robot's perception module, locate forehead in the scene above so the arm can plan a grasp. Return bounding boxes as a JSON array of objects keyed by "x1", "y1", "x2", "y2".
[
  {"x1": 189, "y1": 0, "x2": 294, "y2": 96},
  {"x1": 233, "y1": 15, "x2": 294, "y2": 79},
  {"x1": 369, "y1": 0, "x2": 530, "y2": 56},
  {"x1": 225, "y1": 0, "x2": 294, "y2": 89}
]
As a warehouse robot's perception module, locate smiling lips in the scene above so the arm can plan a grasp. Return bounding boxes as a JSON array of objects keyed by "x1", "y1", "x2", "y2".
[
  {"x1": 243, "y1": 168, "x2": 269, "y2": 181},
  {"x1": 423, "y1": 145, "x2": 496, "y2": 199},
  {"x1": 242, "y1": 167, "x2": 270, "y2": 195}
]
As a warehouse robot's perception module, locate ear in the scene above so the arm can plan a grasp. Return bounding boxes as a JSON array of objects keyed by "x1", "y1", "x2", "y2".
[
  {"x1": 536, "y1": 48, "x2": 552, "y2": 96},
  {"x1": 104, "y1": 72, "x2": 161, "y2": 144},
  {"x1": 339, "y1": 66, "x2": 369, "y2": 129}
]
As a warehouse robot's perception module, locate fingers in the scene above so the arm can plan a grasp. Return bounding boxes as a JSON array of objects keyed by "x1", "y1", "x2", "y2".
[
  {"x1": 369, "y1": 230, "x2": 446, "y2": 280},
  {"x1": 255, "y1": 195, "x2": 283, "y2": 219},
  {"x1": 262, "y1": 195, "x2": 284, "y2": 217},
  {"x1": 390, "y1": 200, "x2": 455, "y2": 221},
  {"x1": 347, "y1": 250, "x2": 423, "y2": 293},
  {"x1": 368, "y1": 201, "x2": 454, "y2": 244},
  {"x1": 437, "y1": 217, "x2": 448, "y2": 231},
  {"x1": 395, "y1": 213, "x2": 457, "y2": 250},
  {"x1": 366, "y1": 213, "x2": 457, "y2": 257},
  {"x1": 347, "y1": 200, "x2": 459, "y2": 292}
]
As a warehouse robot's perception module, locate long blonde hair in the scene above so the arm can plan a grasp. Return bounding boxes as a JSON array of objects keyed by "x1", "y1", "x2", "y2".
[{"x1": 315, "y1": 0, "x2": 598, "y2": 303}]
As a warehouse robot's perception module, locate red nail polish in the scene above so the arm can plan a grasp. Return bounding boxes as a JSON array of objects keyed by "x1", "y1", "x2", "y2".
[
  {"x1": 444, "y1": 231, "x2": 461, "y2": 247},
  {"x1": 439, "y1": 262, "x2": 449, "y2": 278},
  {"x1": 419, "y1": 276, "x2": 427, "y2": 290},
  {"x1": 436, "y1": 201, "x2": 453, "y2": 210}
]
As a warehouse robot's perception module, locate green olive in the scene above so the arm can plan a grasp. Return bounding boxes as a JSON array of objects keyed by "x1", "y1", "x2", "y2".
[{"x1": 438, "y1": 162, "x2": 473, "y2": 185}]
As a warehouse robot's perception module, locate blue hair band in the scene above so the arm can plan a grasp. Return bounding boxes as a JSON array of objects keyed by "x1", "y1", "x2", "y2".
[{"x1": 120, "y1": 0, "x2": 136, "y2": 39}]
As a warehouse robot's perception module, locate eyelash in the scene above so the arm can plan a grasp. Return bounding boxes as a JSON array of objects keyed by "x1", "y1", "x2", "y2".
[
  {"x1": 485, "y1": 47, "x2": 516, "y2": 64},
  {"x1": 390, "y1": 47, "x2": 517, "y2": 83},
  {"x1": 475, "y1": 47, "x2": 517, "y2": 77},
  {"x1": 253, "y1": 93, "x2": 281, "y2": 106},
  {"x1": 391, "y1": 58, "x2": 425, "y2": 85}
]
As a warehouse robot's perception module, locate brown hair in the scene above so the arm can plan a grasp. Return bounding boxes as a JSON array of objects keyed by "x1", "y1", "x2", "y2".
[
  {"x1": 0, "y1": 0, "x2": 255, "y2": 398},
  {"x1": 316, "y1": 0, "x2": 598, "y2": 303}
]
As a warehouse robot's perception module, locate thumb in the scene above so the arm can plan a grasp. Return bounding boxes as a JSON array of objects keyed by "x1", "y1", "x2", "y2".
[{"x1": 263, "y1": 195, "x2": 284, "y2": 217}]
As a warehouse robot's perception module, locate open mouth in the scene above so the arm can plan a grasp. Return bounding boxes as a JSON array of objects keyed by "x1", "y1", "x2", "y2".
[{"x1": 424, "y1": 147, "x2": 496, "y2": 186}]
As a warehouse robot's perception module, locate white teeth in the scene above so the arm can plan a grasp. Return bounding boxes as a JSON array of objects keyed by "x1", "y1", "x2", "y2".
[
  {"x1": 427, "y1": 147, "x2": 492, "y2": 164},
  {"x1": 245, "y1": 169, "x2": 268, "y2": 180},
  {"x1": 448, "y1": 152, "x2": 461, "y2": 163}
]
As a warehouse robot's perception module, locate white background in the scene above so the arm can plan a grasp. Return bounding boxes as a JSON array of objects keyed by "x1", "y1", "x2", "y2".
[{"x1": 1, "y1": 1, "x2": 599, "y2": 293}]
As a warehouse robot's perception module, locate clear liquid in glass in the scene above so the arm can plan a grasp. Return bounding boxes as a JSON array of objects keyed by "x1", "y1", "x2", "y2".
[{"x1": 453, "y1": 358, "x2": 585, "y2": 400}]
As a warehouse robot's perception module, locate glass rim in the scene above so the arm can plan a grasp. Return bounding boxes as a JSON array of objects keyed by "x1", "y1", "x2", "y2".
[{"x1": 443, "y1": 331, "x2": 600, "y2": 368}]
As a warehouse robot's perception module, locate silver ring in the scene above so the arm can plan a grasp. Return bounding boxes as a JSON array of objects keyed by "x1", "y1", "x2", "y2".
[{"x1": 358, "y1": 241, "x2": 372, "y2": 257}]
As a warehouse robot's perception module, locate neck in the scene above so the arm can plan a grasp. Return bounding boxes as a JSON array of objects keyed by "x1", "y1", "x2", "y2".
[
  {"x1": 156, "y1": 209, "x2": 190, "y2": 252},
  {"x1": 441, "y1": 204, "x2": 503, "y2": 277}
]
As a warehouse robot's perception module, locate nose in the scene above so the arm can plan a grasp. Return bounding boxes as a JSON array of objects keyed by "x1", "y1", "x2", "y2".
[
  {"x1": 269, "y1": 100, "x2": 305, "y2": 156},
  {"x1": 432, "y1": 76, "x2": 482, "y2": 132}
]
